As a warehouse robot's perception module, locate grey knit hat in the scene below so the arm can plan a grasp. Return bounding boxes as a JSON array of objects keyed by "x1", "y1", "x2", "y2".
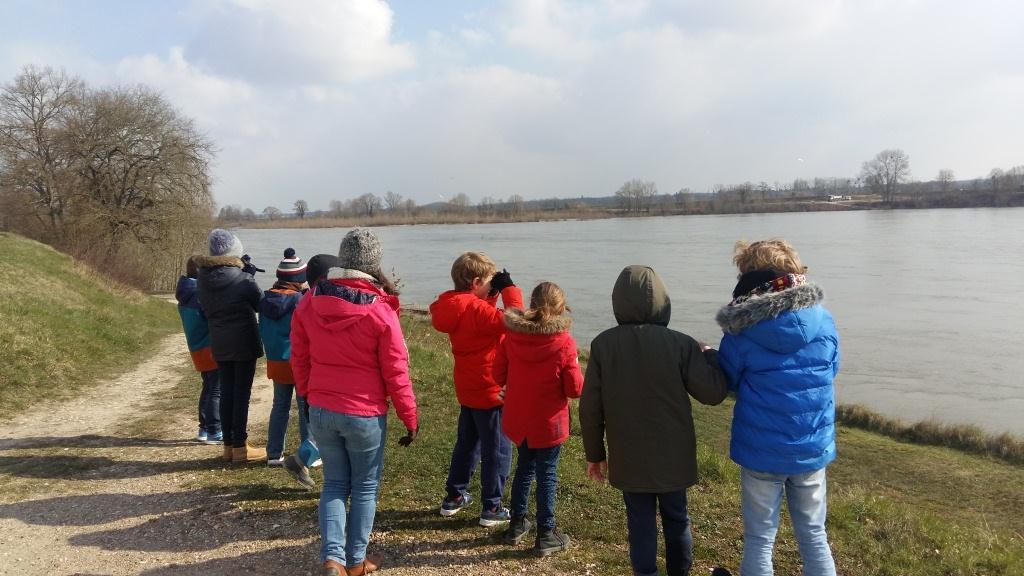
[
  {"x1": 208, "y1": 228, "x2": 243, "y2": 258},
  {"x1": 338, "y1": 228, "x2": 382, "y2": 276}
]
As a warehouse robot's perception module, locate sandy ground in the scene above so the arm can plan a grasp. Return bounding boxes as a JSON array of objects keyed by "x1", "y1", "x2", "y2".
[{"x1": 0, "y1": 334, "x2": 584, "y2": 576}]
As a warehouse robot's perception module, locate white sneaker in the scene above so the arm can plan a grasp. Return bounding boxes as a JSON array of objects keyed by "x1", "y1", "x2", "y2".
[
  {"x1": 310, "y1": 459, "x2": 322, "y2": 468},
  {"x1": 267, "y1": 458, "x2": 285, "y2": 467},
  {"x1": 196, "y1": 429, "x2": 208, "y2": 442}
]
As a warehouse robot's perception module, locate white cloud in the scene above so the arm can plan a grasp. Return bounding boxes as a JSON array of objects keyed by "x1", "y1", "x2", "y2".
[{"x1": 183, "y1": 0, "x2": 415, "y2": 84}]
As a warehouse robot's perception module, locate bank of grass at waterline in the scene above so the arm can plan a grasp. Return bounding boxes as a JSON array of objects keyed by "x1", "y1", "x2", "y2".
[
  {"x1": 180, "y1": 313, "x2": 1023, "y2": 575},
  {"x1": 0, "y1": 232, "x2": 180, "y2": 418},
  {"x1": 837, "y1": 404, "x2": 1024, "y2": 466}
]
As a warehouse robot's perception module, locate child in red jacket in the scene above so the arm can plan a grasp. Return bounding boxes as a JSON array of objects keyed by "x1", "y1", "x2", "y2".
[
  {"x1": 430, "y1": 251, "x2": 524, "y2": 526},
  {"x1": 494, "y1": 282, "x2": 582, "y2": 556}
]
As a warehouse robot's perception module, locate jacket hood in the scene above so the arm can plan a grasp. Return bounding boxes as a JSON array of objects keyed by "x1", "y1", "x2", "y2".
[
  {"x1": 430, "y1": 290, "x2": 475, "y2": 333},
  {"x1": 715, "y1": 283, "x2": 826, "y2": 353},
  {"x1": 308, "y1": 278, "x2": 386, "y2": 333},
  {"x1": 196, "y1": 255, "x2": 246, "y2": 291},
  {"x1": 612, "y1": 265, "x2": 671, "y2": 326},
  {"x1": 503, "y1": 308, "x2": 573, "y2": 335},
  {"x1": 175, "y1": 275, "x2": 198, "y2": 305},
  {"x1": 503, "y1": 309, "x2": 574, "y2": 364},
  {"x1": 260, "y1": 289, "x2": 301, "y2": 320}
]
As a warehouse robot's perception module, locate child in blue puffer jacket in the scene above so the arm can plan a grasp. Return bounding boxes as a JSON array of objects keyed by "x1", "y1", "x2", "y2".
[
  {"x1": 176, "y1": 256, "x2": 222, "y2": 444},
  {"x1": 715, "y1": 239, "x2": 840, "y2": 576}
]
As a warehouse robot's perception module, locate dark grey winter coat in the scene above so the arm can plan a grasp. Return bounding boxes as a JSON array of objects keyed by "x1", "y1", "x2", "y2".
[
  {"x1": 580, "y1": 265, "x2": 729, "y2": 493},
  {"x1": 196, "y1": 255, "x2": 264, "y2": 362}
]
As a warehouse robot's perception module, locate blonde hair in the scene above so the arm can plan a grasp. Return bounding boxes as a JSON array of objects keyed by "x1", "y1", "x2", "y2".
[
  {"x1": 451, "y1": 251, "x2": 497, "y2": 291},
  {"x1": 524, "y1": 282, "x2": 568, "y2": 323},
  {"x1": 732, "y1": 239, "x2": 807, "y2": 275}
]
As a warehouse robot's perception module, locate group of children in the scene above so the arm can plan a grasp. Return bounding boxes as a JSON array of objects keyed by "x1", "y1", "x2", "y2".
[{"x1": 178, "y1": 236, "x2": 840, "y2": 576}]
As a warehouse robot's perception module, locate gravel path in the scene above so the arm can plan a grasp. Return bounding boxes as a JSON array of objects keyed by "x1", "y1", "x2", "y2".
[{"x1": 0, "y1": 335, "x2": 583, "y2": 575}]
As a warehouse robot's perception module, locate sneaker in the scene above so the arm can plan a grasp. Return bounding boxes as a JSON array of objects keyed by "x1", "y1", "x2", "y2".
[
  {"x1": 439, "y1": 493, "x2": 472, "y2": 517},
  {"x1": 479, "y1": 506, "x2": 511, "y2": 527},
  {"x1": 203, "y1": 432, "x2": 223, "y2": 445},
  {"x1": 195, "y1": 429, "x2": 208, "y2": 442},
  {"x1": 267, "y1": 457, "x2": 285, "y2": 467},
  {"x1": 283, "y1": 454, "x2": 316, "y2": 490},
  {"x1": 501, "y1": 515, "x2": 533, "y2": 545},
  {"x1": 311, "y1": 458, "x2": 323, "y2": 468},
  {"x1": 534, "y1": 527, "x2": 570, "y2": 557}
]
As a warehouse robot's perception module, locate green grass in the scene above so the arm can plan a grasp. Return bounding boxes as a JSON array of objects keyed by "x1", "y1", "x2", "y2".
[
  {"x1": 192, "y1": 314, "x2": 1023, "y2": 575},
  {"x1": 0, "y1": 232, "x2": 180, "y2": 417}
]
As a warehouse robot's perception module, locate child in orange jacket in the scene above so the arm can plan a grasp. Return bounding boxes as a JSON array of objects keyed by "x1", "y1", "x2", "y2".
[{"x1": 430, "y1": 251, "x2": 524, "y2": 526}]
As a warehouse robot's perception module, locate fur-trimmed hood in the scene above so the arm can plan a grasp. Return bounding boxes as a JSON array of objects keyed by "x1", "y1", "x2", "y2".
[
  {"x1": 716, "y1": 283, "x2": 826, "y2": 353},
  {"x1": 503, "y1": 308, "x2": 573, "y2": 335},
  {"x1": 193, "y1": 255, "x2": 243, "y2": 269}
]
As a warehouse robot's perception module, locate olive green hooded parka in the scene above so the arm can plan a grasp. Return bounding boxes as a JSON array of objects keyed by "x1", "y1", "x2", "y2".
[{"x1": 580, "y1": 265, "x2": 729, "y2": 492}]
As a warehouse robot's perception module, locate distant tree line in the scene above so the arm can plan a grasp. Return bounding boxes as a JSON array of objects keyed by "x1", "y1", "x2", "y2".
[{"x1": 0, "y1": 66, "x2": 214, "y2": 290}]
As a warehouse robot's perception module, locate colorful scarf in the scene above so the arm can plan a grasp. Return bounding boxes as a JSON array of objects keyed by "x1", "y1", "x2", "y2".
[{"x1": 730, "y1": 273, "x2": 806, "y2": 306}]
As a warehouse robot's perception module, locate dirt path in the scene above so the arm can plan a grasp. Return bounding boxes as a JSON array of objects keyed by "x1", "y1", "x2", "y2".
[
  {"x1": 0, "y1": 335, "x2": 579, "y2": 576},
  {"x1": 0, "y1": 334, "x2": 306, "y2": 576}
]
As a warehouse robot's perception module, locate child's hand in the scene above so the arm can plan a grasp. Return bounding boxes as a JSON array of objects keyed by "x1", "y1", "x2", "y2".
[
  {"x1": 489, "y1": 269, "x2": 514, "y2": 295},
  {"x1": 586, "y1": 460, "x2": 608, "y2": 483},
  {"x1": 398, "y1": 427, "x2": 418, "y2": 447},
  {"x1": 498, "y1": 387, "x2": 506, "y2": 401},
  {"x1": 699, "y1": 341, "x2": 714, "y2": 353}
]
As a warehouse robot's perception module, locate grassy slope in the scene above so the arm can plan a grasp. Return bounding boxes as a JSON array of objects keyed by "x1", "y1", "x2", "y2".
[{"x1": 0, "y1": 232, "x2": 180, "y2": 417}]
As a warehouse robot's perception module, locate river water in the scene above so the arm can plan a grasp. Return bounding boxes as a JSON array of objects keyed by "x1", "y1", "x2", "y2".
[{"x1": 238, "y1": 208, "x2": 1024, "y2": 435}]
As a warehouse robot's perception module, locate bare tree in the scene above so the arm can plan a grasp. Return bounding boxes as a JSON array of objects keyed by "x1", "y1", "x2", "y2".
[
  {"x1": 615, "y1": 179, "x2": 657, "y2": 213},
  {"x1": 328, "y1": 199, "x2": 345, "y2": 218},
  {"x1": 353, "y1": 193, "x2": 382, "y2": 217},
  {"x1": 507, "y1": 194, "x2": 524, "y2": 216},
  {"x1": 263, "y1": 206, "x2": 282, "y2": 220},
  {"x1": 936, "y1": 169, "x2": 955, "y2": 192},
  {"x1": 293, "y1": 199, "x2": 308, "y2": 219},
  {"x1": 860, "y1": 149, "x2": 910, "y2": 203},
  {"x1": 0, "y1": 66, "x2": 84, "y2": 243},
  {"x1": 449, "y1": 193, "x2": 472, "y2": 212},
  {"x1": 384, "y1": 190, "x2": 403, "y2": 212}
]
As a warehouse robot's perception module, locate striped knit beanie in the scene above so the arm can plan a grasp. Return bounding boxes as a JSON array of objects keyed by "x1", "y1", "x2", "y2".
[{"x1": 276, "y1": 248, "x2": 307, "y2": 283}]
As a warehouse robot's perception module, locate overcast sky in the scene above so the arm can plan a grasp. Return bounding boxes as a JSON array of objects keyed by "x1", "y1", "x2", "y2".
[{"x1": 2, "y1": 0, "x2": 1021, "y2": 210}]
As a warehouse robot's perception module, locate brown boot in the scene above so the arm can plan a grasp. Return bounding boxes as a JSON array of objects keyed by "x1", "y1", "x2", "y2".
[
  {"x1": 322, "y1": 559, "x2": 345, "y2": 576},
  {"x1": 345, "y1": 553, "x2": 382, "y2": 575},
  {"x1": 231, "y1": 443, "x2": 267, "y2": 464},
  {"x1": 221, "y1": 445, "x2": 233, "y2": 461}
]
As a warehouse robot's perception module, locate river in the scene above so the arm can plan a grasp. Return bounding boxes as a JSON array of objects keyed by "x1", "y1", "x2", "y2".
[{"x1": 238, "y1": 207, "x2": 1024, "y2": 435}]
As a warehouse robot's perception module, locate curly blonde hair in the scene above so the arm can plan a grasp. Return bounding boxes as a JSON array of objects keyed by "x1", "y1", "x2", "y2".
[{"x1": 732, "y1": 239, "x2": 807, "y2": 275}]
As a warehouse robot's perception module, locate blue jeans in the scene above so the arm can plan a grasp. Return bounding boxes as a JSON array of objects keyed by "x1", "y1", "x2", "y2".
[
  {"x1": 445, "y1": 405, "x2": 513, "y2": 511},
  {"x1": 266, "y1": 382, "x2": 312, "y2": 460},
  {"x1": 310, "y1": 406, "x2": 386, "y2": 567},
  {"x1": 217, "y1": 359, "x2": 256, "y2": 447},
  {"x1": 198, "y1": 369, "x2": 221, "y2": 435},
  {"x1": 740, "y1": 467, "x2": 836, "y2": 576},
  {"x1": 622, "y1": 491, "x2": 692, "y2": 576},
  {"x1": 509, "y1": 441, "x2": 561, "y2": 530}
]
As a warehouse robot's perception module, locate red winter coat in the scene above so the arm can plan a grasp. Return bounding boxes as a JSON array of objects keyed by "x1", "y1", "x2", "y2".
[
  {"x1": 494, "y1": 308, "x2": 583, "y2": 449},
  {"x1": 429, "y1": 286, "x2": 524, "y2": 409},
  {"x1": 290, "y1": 270, "x2": 418, "y2": 431}
]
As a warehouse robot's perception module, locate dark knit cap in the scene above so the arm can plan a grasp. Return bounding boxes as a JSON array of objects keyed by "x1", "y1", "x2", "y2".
[
  {"x1": 732, "y1": 268, "x2": 786, "y2": 299},
  {"x1": 276, "y1": 248, "x2": 307, "y2": 283},
  {"x1": 306, "y1": 254, "x2": 341, "y2": 285},
  {"x1": 338, "y1": 228, "x2": 383, "y2": 276}
]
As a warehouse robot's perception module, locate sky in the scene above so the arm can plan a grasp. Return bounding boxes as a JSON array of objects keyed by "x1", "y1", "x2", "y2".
[{"x1": 1, "y1": 0, "x2": 1022, "y2": 210}]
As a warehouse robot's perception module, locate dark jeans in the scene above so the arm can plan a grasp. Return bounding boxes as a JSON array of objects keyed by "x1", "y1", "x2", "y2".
[
  {"x1": 509, "y1": 440, "x2": 561, "y2": 530},
  {"x1": 622, "y1": 490, "x2": 693, "y2": 576},
  {"x1": 266, "y1": 382, "x2": 312, "y2": 460},
  {"x1": 198, "y1": 369, "x2": 221, "y2": 435},
  {"x1": 445, "y1": 405, "x2": 513, "y2": 510},
  {"x1": 217, "y1": 359, "x2": 257, "y2": 448}
]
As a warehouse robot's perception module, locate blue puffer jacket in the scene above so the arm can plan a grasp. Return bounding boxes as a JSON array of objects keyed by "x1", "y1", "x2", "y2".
[
  {"x1": 258, "y1": 288, "x2": 303, "y2": 383},
  {"x1": 716, "y1": 283, "x2": 840, "y2": 474}
]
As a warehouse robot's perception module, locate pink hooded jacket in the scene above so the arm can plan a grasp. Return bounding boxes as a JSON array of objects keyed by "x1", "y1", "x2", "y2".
[{"x1": 290, "y1": 271, "x2": 418, "y2": 431}]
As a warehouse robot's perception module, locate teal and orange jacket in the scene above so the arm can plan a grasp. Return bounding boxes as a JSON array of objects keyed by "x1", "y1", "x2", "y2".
[
  {"x1": 259, "y1": 287, "x2": 304, "y2": 384},
  {"x1": 175, "y1": 275, "x2": 217, "y2": 373}
]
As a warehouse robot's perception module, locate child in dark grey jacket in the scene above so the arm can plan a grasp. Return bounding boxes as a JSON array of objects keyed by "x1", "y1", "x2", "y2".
[{"x1": 580, "y1": 265, "x2": 729, "y2": 576}]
